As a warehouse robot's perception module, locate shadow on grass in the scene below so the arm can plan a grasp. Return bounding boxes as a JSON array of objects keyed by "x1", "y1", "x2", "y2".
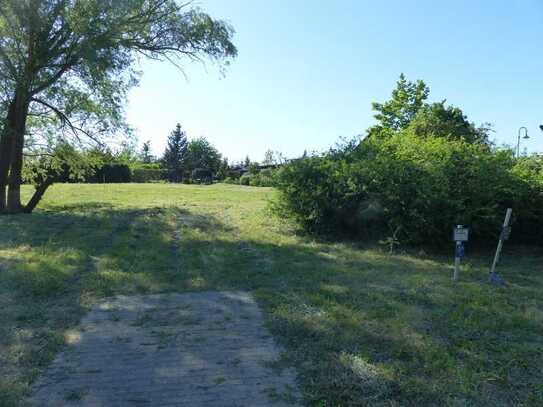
[{"x1": 0, "y1": 203, "x2": 542, "y2": 406}]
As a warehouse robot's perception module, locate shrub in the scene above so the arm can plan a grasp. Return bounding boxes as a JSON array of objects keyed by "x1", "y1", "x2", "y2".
[
  {"x1": 223, "y1": 177, "x2": 238, "y2": 184},
  {"x1": 237, "y1": 169, "x2": 278, "y2": 187},
  {"x1": 239, "y1": 173, "x2": 253, "y2": 186},
  {"x1": 191, "y1": 168, "x2": 213, "y2": 184},
  {"x1": 226, "y1": 169, "x2": 241, "y2": 179},
  {"x1": 131, "y1": 168, "x2": 167, "y2": 183},
  {"x1": 88, "y1": 163, "x2": 131, "y2": 183},
  {"x1": 275, "y1": 132, "x2": 543, "y2": 247}
]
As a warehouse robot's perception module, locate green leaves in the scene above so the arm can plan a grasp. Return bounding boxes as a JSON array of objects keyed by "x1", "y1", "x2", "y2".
[
  {"x1": 371, "y1": 73, "x2": 430, "y2": 132},
  {"x1": 276, "y1": 132, "x2": 543, "y2": 247},
  {"x1": 369, "y1": 74, "x2": 490, "y2": 147}
]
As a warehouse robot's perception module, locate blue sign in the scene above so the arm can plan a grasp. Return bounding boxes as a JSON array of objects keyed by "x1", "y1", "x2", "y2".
[{"x1": 455, "y1": 243, "x2": 465, "y2": 259}]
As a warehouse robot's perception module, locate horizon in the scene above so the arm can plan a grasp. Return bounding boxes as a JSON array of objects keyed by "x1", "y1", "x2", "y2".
[{"x1": 126, "y1": 0, "x2": 543, "y2": 162}]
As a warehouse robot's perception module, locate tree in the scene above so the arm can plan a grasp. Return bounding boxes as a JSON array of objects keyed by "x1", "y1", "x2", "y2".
[
  {"x1": 141, "y1": 140, "x2": 153, "y2": 163},
  {"x1": 216, "y1": 158, "x2": 229, "y2": 180},
  {"x1": 262, "y1": 149, "x2": 287, "y2": 166},
  {"x1": 248, "y1": 161, "x2": 259, "y2": 175},
  {"x1": 366, "y1": 75, "x2": 490, "y2": 146},
  {"x1": 185, "y1": 137, "x2": 222, "y2": 175},
  {"x1": 263, "y1": 149, "x2": 276, "y2": 166},
  {"x1": 116, "y1": 139, "x2": 139, "y2": 163},
  {"x1": 162, "y1": 124, "x2": 187, "y2": 181},
  {"x1": 0, "y1": 0, "x2": 237, "y2": 214},
  {"x1": 408, "y1": 101, "x2": 491, "y2": 145},
  {"x1": 244, "y1": 155, "x2": 251, "y2": 168},
  {"x1": 370, "y1": 73, "x2": 429, "y2": 133}
]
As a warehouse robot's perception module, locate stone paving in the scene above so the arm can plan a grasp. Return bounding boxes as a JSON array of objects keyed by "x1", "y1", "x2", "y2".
[{"x1": 30, "y1": 291, "x2": 300, "y2": 406}]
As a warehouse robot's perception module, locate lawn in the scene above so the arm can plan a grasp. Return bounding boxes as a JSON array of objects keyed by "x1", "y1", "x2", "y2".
[{"x1": 1, "y1": 183, "x2": 542, "y2": 406}]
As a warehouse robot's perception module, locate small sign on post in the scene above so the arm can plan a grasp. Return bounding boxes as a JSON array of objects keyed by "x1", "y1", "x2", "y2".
[{"x1": 453, "y1": 225, "x2": 469, "y2": 281}]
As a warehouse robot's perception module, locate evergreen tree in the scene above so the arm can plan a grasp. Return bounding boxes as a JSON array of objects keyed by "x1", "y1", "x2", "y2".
[{"x1": 163, "y1": 124, "x2": 188, "y2": 182}]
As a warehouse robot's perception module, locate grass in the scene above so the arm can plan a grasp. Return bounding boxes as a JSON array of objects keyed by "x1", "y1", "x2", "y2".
[{"x1": 1, "y1": 183, "x2": 542, "y2": 406}]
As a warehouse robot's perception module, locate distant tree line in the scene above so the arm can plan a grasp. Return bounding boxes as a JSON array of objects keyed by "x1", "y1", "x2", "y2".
[{"x1": 31, "y1": 123, "x2": 286, "y2": 187}]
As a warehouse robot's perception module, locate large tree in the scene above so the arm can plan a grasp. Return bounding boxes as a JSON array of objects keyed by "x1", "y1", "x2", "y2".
[
  {"x1": 0, "y1": 0, "x2": 237, "y2": 214},
  {"x1": 185, "y1": 137, "x2": 221, "y2": 174},
  {"x1": 162, "y1": 123, "x2": 187, "y2": 182},
  {"x1": 367, "y1": 74, "x2": 490, "y2": 146},
  {"x1": 371, "y1": 73, "x2": 429, "y2": 133},
  {"x1": 408, "y1": 101, "x2": 491, "y2": 145}
]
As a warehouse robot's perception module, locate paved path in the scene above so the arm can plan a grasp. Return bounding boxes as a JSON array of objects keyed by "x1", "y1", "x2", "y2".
[{"x1": 30, "y1": 291, "x2": 300, "y2": 406}]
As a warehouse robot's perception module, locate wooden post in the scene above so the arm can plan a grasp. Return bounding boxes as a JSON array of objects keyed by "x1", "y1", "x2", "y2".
[{"x1": 489, "y1": 208, "x2": 512, "y2": 278}]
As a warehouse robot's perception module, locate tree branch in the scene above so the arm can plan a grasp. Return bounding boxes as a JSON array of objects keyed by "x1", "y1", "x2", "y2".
[{"x1": 30, "y1": 97, "x2": 103, "y2": 146}]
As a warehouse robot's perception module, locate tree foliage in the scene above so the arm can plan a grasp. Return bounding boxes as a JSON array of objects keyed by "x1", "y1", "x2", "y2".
[
  {"x1": 185, "y1": 137, "x2": 222, "y2": 174},
  {"x1": 408, "y1": 101, "x2": 491, "y2": 145},
  {"x1": 368, "y1": 74, "x2": 490, "y2": 146},
  {"x1": 371, "y1": 73, "x2": 429, "y2": 132},
  {"x1": 140, "y1": 140, "x2": 153, "y2": 163},
  {"x1": 276, "y1": 132, "x2": 543, "y2": 247}
]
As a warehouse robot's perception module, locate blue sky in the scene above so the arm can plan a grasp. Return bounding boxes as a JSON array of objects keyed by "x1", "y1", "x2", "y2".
[{"x1": 126, "y1": 0, "x2": 543, "y2": 162}]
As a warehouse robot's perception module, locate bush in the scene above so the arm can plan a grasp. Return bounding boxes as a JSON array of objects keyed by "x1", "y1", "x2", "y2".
[
  {"x1": 191, "y1": 168, "x2": 213, "y2": 184},
  {"x1": 226, "y1": 169, "x2": 242, "y2": 179},
  {"x1": 223, "y1": 177, "x2": 238, "y2": 184},
  {"x1": 131, "y1": 168, "x2": 167, "y2": 183},
  {"x1": 254, "y1": 174, "x2": 275, "y2": 187},
  {"x1": 239, "y1": 173, "x2": 253, "y2": 186},
  {"x1": 88, "y1": 163, "x2": 131, "y2": 183},
  {"x1": 275, "y1": 132, "x2": 543, "y2": 247},
  {"x1": 237, "y1": 169, "x2": 277, "y2": 187}
]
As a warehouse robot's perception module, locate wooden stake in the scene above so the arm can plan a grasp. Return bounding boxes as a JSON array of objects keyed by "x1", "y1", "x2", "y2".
[{"x1": 489, "y1": 208, "x2": 512, "y2": 278}]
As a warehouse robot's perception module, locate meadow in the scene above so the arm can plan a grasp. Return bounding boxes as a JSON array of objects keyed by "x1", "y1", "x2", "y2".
[{"x1": 1, "y1": 183, "x2": 542, "y2": 406}]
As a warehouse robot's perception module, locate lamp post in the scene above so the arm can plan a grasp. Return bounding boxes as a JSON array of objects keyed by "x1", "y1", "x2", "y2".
[{"x1": 517, "y1": 127, "x2": 529, "y2": 158}]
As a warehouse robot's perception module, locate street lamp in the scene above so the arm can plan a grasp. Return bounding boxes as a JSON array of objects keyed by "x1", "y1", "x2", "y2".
[{"x1": 517, "y1": 127, "x2": 529, "y2": 158}]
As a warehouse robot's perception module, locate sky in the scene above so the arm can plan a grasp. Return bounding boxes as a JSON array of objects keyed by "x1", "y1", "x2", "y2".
[{"x1": 125, "y1": 0, "x2": 543, "y2": 163}]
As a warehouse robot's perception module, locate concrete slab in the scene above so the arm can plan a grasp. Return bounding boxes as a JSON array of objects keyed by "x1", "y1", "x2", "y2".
[{"x1": 30, "y1": 291, "x2": 299, "y2": 406}]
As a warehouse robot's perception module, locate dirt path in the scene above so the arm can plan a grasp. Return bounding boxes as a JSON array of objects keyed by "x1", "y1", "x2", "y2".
[{"x1": 30, "y1": 291, "x2": 299, "y2": 406}]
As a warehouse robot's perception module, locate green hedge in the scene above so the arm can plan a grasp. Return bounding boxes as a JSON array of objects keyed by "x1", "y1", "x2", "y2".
[
  {"x1": 239, "y1": 173, "x2": 252, "y2": 186},
  {"x1": 275, "y1": 132, "x2": 543, "y2": 247},
  {"x1": 88, "y1": 163, "x2": 132, "y2": 183},
  {"x1": 131, "y1": 168, "x2": 168, "y2": 183},
  {"x1": 237, "y1": 170, "x2": 277, "y2": 187}
]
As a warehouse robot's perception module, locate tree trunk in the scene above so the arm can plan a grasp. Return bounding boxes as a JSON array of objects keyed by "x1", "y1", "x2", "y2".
[
  {"x1": 7, "y1": 132, "x2": 24, "y2": 213},
  {"x1": 0, "y1": 104, "x2": 16, "y2": 214},
  {"x1": 5, "y1": 91, "x2": 30, "y2": 214},
  {"x1": 23, "y1": 180, "x2": 53, "y2": 214},
  {"x1": 0, "y1": 184, "x2": 6, "y2": 213}
]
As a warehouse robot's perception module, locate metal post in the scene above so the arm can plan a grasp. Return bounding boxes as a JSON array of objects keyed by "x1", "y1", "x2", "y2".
[
  {"x1": 453, "y1": 241, "x2": 461, "y2": 281},
  {"x1": 489, "y1": 208, "x2": 512, "y2": 278},
  {"x1": 517, "y1": 127, "x2": 528, "y2": 158}
]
